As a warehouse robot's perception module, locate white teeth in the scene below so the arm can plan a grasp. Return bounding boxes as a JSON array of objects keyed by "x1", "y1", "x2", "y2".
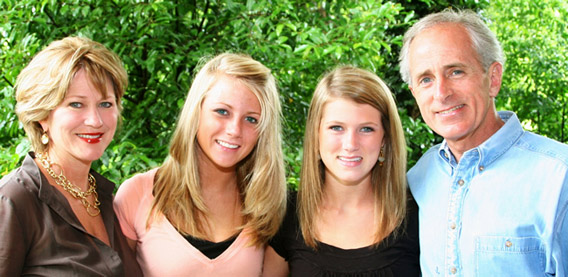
[
  {"x1": 439, "y1": 105, "x2": 464, "y2": 114},
  {"x1": 339, "y1": 156, "x2": 362, "y2": 162},
  {"x1": 78, "y1": 134, "x2": 101, "y2": 139},
  {"x1": 217, "y1": 140, "x2": 239, "y2": 149}
]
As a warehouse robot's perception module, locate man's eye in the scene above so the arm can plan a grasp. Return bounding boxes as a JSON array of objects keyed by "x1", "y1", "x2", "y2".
[
  {"x1": 419, "y1": 77, "x2": 432, "y2": 85},
  {"x1": 451, "y1": 70, "x2": 464, "y2": 76}
]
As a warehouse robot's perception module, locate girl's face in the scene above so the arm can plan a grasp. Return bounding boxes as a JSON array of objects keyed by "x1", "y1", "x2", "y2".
[
  {"x1": 319, "y1": 97, "x2": 384, "y2": 186},
  {"x1": 196, "y1": 75, "x2": 261, "y2": 171}
]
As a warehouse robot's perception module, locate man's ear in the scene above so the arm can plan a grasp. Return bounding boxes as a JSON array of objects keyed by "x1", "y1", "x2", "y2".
[
  {"x1": 409, "y1": 85, "x2": 417, "y2": 98},
  {"x1": 488, "y1": 62, "x2": 503, "y2": 98}
]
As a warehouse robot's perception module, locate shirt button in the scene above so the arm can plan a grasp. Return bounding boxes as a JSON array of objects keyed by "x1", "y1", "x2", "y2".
[
  {"x1": 444, "y1": 152, "x2": 449, "y2": 158},
  {"x1": 505, "y1": 240, "x2": 513, "y2": 247},
  {"x1": 458, "y1": 179, "x2": 465, "y2": 186},
  {"x1": 479, "y1": 165, "x2": 485, "y2": 171},
  {"x1": 450, "y1": 266, "x2": 457, "y2": 274},
  {"x1": 450, "y1": 222, "x2": 456, "y2": 229}
]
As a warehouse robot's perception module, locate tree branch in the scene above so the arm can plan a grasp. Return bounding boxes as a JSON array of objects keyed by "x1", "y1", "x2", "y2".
[
  {"x1": 3, "y1": 75, "x2": 14, "y2": 88},
  {"x1": 44, "y1": 6, "x2": 60, "y2": 28},
  {"x1": 198, "y1": 0, "x2": 210, "y2": 34}
]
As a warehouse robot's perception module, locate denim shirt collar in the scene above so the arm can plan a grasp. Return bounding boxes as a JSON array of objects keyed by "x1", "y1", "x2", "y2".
[{"x1": 437, "y1": 111, "x2": 524, "y2": 169}]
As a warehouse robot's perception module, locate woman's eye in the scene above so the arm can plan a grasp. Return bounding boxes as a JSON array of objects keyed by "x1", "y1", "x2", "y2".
[
  {"x1": 245, "y1": 116, "x2": 258, "y2": 124},
  {"x1": 330, "y1": 126, "x2": 343, "y2": 131},
  {"x1": 214, "y1": 109, "x2": 228, "y2": 115},
  {"x1": 360, "y1": 127, "x2": 374, "y2": 133},
  {"x1": 99, "y1": 102, "x2": 113, "y2": 108},
  {"x1": 69, "y1": 102, "x2": 82, "y2": 108}
]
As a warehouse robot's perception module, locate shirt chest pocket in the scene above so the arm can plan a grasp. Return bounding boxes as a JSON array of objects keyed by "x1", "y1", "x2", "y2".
[{"x1": 474, "y1": 236, "x2": 545, "y2": 276}]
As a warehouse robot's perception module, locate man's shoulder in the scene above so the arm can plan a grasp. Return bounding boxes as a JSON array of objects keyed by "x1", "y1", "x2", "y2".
[
  {"x1": 410, "y1": 143, "x2": 443, "y2": 168},
  {"x1": 407, "y1": 143, "x2": 444, "y2": 181},
  {"x1": 516, "y1": 131, "x2": 568, "y2": 164}
]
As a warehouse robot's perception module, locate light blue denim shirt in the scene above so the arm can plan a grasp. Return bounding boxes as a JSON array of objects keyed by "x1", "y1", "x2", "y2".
[{"x1": 408, "y1": 111, "x2": 568, "y2": 276}]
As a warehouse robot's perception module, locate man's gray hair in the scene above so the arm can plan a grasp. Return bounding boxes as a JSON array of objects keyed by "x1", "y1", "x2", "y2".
[{"x1": 399, "y1": 9, "x2": 505, "y2": 85}]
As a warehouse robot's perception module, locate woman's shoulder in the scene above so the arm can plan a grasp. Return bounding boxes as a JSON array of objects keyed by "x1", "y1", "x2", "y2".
[
  {"x1": 114, "y1": 168, "x2": 159, "y2": 210},
  {"x1": 117, "y1": 168, "x2": 158, "y2": 194},
  {"x1": 0, "y1": 155, "x2": 41, "y2": 204},
  {"x1": 0, "y1": 168, "x2": 35, "y2": 204}
]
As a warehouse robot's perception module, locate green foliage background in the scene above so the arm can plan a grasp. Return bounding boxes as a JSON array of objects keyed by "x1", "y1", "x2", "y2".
[{"x1": 1, "y1": 0, "x2": 566, "y2": 190}]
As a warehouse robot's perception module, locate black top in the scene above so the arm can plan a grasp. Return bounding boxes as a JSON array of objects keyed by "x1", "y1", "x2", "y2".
[
  {"x1": 270, "y1": 192, "x2": 420, "y2": 276},
  {"x1": 184, "y1": 233, "x2": 238, "y2": 259}
]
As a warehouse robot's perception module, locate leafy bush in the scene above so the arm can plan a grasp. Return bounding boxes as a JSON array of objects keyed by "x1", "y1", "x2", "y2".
[{"x1": 2, "y1": 0, "x2": 496, "y2": 189}]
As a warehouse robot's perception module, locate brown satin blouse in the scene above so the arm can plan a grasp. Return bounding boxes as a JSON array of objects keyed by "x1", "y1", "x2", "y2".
[{"x1": 0, "y1": 152, "x2": 141, "y2": 276}]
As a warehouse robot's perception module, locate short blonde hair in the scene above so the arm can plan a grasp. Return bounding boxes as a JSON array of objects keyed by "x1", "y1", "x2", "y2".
[
  {"x1": 299, "y1": 66, "x2": 408, "y2": 248},
  {"x1": 151, "y1": 53, "x2": 286, "y2": 247},
  {"x1": 15, "y1": 36, "x2": 128, "y2": 152}
]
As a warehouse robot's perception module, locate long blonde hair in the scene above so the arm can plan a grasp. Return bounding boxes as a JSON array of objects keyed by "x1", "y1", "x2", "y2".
[
  {"x1": 150, "y1": 53, "x2": 286, "y2": 247},
  {"x1": 299, "y1": 66, "x2": 407, "y2": 248}
]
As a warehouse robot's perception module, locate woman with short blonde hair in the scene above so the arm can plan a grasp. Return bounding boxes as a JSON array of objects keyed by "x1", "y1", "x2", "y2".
[{"x1": 1, "y1": 36, "x2": 140, "y2": 276}]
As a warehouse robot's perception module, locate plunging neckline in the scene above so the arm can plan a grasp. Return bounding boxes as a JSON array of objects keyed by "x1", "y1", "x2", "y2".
[{"x1": 160, "y1": 216, "x2": 247, "y2": 263}]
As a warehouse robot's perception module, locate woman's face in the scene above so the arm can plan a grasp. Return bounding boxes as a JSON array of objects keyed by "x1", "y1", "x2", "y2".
[
  {"x1": 318, "y1": 97, "x2": 384, "y2": 187},
  {"x1": 40, "y1": 68, "x2": 118, "y2": 166},
  {"x1": 196, "y1": 75, "x2": 261, "y2": 171}
]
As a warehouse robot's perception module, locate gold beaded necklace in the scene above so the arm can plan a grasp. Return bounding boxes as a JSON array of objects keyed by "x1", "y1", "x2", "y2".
[{"x1": 36, "y1": 152, "x2": 101, "y2": 216}]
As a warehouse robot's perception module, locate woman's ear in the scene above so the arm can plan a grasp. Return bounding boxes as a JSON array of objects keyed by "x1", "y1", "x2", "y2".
[{"x1": 38, "y1": 119, "x2": 48, "y2": 133}]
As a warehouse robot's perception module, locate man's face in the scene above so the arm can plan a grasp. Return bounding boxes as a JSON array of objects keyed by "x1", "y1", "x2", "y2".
[{"x1": 408, "y1": 23, "x2": 502, "y2": 149}]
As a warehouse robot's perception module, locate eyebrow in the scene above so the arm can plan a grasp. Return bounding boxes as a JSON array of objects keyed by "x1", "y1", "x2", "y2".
[
  {"x1": 444, "y1": 62, "x2": 468, "y2": 69},
  {"x1": 215, "y1": 102, "x2": 261, "y2": 116},
  {"x1": 246, "y1": 111, "x2": 261, "y2": 116},
  {"x1": 323, "y1": 120, "x2": 380, "y2": 126},
  {"x1": 414, "y1": 62, "x2": 468, "y2": 80}
]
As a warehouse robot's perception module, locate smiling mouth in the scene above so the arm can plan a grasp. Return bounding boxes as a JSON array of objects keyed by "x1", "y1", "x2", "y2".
[
  {"x1": 78, "y1": 133, "x2": 103, "y2": 143},
  {"x1": 78, "y1": 134, "x2": 102, "y2": 139},
  {"x1": 438, "y1": 104, "x2": 464, "y2": 115},
  {"x1": 338, "y1": 156, "x2": 362, "y2": 162},
  {"x1": 216, "y1": 140, "x2": 239, "y2": 149}
]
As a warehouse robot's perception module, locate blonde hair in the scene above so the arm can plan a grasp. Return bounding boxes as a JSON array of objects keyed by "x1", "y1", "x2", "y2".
[
  {"x1": 150, "y1": 53, "x2": 286, "y2": 247},
  {"x1": 299, "y1": 66, "x2": 407, "y2": 248},
  {"x1": 14, "y1": 36, "x2": 128, "y2": 153}
]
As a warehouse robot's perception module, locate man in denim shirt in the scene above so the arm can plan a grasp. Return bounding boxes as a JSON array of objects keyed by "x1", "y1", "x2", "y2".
[{"x1": 398, "y1": 9, "x2": 568, "y2": 276}]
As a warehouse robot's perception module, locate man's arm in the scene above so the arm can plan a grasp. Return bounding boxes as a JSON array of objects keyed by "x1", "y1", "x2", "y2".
[{"x1": 549, "y1": 173, "x2": 568, "y2": 276}]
